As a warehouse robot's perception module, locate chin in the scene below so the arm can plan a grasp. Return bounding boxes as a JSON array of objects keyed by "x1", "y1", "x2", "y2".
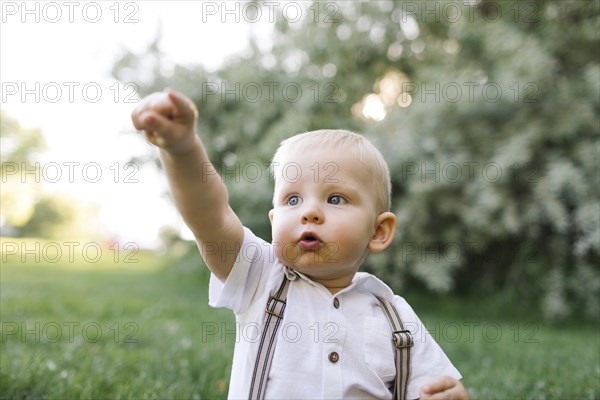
[{"x1": 283, "y1": 260, "x2": 323, "y2": 274}]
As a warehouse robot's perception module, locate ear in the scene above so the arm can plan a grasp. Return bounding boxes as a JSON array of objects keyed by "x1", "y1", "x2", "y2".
[
  {"x1": 268, "y1": 209, "x2": 274, "y2": 225},
  {"x1": 368, "y1": 212, "x2": 396, "y2": 253}
]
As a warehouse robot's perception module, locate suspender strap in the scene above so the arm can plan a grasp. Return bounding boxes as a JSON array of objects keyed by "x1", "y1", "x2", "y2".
[
  {"x1": 248, "y1": 276, "x2": 290, "y2": 400},
  {"x1": 377, "y1": 297, "x2": 414, "y2": 400}
]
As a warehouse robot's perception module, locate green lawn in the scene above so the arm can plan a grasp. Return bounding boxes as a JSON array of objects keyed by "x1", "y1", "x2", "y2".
[
  {"x1": 412, "y1": 300, "x2": 600, "y2": 399},
  {"x1": 1, "y1": 239, "x2": 598, "y2": 399}
]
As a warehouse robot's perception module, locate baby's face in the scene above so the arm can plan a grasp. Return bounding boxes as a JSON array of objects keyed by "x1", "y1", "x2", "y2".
[{"x1": 269, "y1": 147, "x2": 380, "y2": 286}]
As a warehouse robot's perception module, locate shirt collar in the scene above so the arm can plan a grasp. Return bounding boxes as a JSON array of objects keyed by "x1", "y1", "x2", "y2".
[
  {"x1": 350, "y1": 272, "x2": 396, "y2": 300},
  {"x1": 283, "y1": 265, "x2": 300, "y2": 281},
  {"x1": 283, "y1": 266, "x2": 396, "y2": 301}
]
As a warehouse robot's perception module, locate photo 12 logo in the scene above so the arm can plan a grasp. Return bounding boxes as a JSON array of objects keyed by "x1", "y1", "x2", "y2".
[
  {"x1": 1, "y1": 82, "x2": 139, "y2": 104},
  {"x1": 199, "y1": 1, "x2": 339, "y2": 24},
  {"x1": 1, "y1": 240, "x2": 140, "y2": 264},
  {"x1": 1, "y1": 321, "x2": 139, "y2": 344},
  {"x1": 399, "y1": 81, "x2": 540, "y2": 105},
  {"x1": 2, "y1": 162, "x2": 140, "y2": 184},
  {"x1": 1, "y1": 2, "x2": 140, "y2": 24},
  {"x1": 395, "y1": 1, "x2": 539, "y2": 24},
  {"x1": 201, "y1": 321, "x2": 340, "y2": 344},
  {"x1": 416, "y1": 321, "x2": 540, "y2": 344},
  {"x1": 200, "y1": 81, "x2": 339, "y2": 104}
]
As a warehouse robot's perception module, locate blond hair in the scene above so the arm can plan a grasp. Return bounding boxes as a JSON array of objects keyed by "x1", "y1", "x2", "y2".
[{"x1": 270, "y1": 129, "x2": 391, "y2": 213}]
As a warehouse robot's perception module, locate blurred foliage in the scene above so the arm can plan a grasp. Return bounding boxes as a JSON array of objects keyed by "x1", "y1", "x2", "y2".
[
  {"x1": 0, "y1": 109, "x2": 47, "y2": 165},
  {"x1": 113, "y1": 0, "x2": 599, "y2": 320},
  {"x1": 17, "y1": 193, "x2": 101, "y2": 241},
  {"x1": 0, "y1": 110, "x2": 99, "y2": 240},
  {"x1": 1, "y1": 110, "x2": 47, "y2": 227}
]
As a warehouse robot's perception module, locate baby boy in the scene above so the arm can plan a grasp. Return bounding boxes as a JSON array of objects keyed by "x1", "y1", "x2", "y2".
[{"x1": 131, "y1": 89, "x2": 468, "y2": 399}]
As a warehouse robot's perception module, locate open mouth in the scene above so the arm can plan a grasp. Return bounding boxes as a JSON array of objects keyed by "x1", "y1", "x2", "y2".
[{"x1": 298, "y1": 232, "x2": 322, "y2": 250}]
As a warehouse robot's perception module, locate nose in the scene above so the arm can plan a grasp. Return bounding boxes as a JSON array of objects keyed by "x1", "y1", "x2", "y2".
[{"x1": 301, "y1": 201, "x2": 324, "y2": 224}]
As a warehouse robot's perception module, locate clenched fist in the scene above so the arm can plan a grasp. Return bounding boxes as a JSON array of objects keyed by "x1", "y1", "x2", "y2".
[
  {"x1": 420, "y1": 376, "x2": 468, "y2": 400},
  {"x1": 131, "y1": 89, "x2": 199, "y2": 154}
]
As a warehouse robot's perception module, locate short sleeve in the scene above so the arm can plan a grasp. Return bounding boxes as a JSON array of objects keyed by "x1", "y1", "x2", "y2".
[
  {"x1": 208, "y1": 226, "x2": 280, "y2": 316},
  {"x1": 394, "y1": 297, "x2": 462, "y2": 399}
]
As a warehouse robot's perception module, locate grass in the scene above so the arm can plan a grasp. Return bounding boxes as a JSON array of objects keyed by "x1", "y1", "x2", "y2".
[
  {"x1": 408, "y1": 296, "x2": 600, "y2": 399},
  {"x1": 1, "y1": 239, "x2": 234, "y2": 399},
  {"x1": 1, "y1": 238, "x2": 599, "y2": 399}
]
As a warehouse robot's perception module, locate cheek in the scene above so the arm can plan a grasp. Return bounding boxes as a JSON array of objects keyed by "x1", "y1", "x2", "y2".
[
  {"x1": 270, "y1": 215, "x2": 290, "y2": 241},
  {"x1": 331, "y1": 221, "x2": 373, "y2": 250}
]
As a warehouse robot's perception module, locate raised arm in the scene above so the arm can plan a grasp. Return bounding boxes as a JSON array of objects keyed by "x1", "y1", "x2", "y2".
[{"x1": 131, "y1": 89, "x2": 243, "y2": 282}]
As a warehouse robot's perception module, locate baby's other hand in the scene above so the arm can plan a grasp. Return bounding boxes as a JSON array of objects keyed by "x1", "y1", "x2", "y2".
[
  {"x1": 419, "y1": 376, "x2": 468, "y2": 400},
  {"x1": 131, "y1": 89, "x2": 199, "y2": 154}
]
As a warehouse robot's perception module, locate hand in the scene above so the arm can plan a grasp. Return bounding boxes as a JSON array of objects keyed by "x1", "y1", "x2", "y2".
[
  {"x1": 131, "y1": 89, "x2": 199, "y2": 154},
  {"x1": 419, "y1": 376, "x2": 468, "y2": 400}
]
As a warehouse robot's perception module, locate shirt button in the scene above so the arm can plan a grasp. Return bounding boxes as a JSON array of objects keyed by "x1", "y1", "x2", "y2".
[
  {"x1": 333, "y1": 298, "x2": 340, "y2": 308},
  {"x1": 328, "y1": 352, "x2": 339, "y2": 363}
]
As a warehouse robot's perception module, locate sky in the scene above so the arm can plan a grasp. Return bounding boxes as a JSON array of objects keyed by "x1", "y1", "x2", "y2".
[{"x1": 1, "y1": 1, "x2": 273, "y2": 247}]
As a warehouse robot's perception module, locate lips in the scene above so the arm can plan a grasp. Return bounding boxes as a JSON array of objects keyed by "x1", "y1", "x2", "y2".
[{"x1": 298, "y1": 231, "x2": 322, "y2": 251}]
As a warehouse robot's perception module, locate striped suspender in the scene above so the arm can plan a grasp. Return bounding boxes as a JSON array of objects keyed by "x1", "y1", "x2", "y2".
[
  {"x1": 377, "y1": 296, "x2": 414, "y2": 400},
  {"x1": 248, "y1": 275, "x2": 413, "y2": 400},
  {"x1": 248, "y1": 276, "x2": 290, "y2": 400}
]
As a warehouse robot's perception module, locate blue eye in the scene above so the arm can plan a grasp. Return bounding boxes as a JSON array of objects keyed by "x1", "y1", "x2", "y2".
[
  {"x1": 329, "y1": 195, "x2": 344, "y2": 205},
  {"x1": 287, "y1": 196, "x2": 300, "y2": 206}
]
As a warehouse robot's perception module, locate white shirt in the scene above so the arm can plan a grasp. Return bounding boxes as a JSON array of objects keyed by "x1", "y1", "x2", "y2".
[{"x1": 209, "y1": 227, "x2": 461, "y2": 399}]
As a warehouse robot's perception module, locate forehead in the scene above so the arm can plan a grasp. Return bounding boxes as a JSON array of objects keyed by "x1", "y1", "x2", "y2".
[{"x1": 273, "y1": 147, "x2": 372, "y2": 188}]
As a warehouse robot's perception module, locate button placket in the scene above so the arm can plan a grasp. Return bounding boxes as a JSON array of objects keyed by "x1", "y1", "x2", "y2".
[{"x1": 322, "y1": 297, "x2": 345, "y2": 399}]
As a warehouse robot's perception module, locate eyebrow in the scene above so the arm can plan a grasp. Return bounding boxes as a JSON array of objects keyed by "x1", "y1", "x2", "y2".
[
  {"x1": 314, "y1": 181, "x2": 363, "y2": 202},
  {"x1": 275, "y1": 172, "x2": 364, "y2": 193}
]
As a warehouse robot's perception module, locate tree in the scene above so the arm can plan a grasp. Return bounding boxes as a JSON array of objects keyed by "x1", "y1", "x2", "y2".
[
  {"x1": 0, "y1": 109, "x2": 47, "y2": 229},
  {"x1": 368, "y1": 0, "x2": 600, "y2": 320},
  {"x1": 0, "y1": 110, "x2": 97, "y2": 240},
  {"x1": 114, "y1": 0, "x2": 599, "y2": 320}
]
